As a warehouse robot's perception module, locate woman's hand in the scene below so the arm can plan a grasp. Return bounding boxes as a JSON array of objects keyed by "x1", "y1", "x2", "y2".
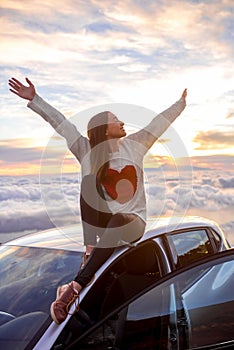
[
  {"x1": 9, "y1": 77, "x2": 36, "y2": 101},
  {"x1": 181, "y1": 88, "x2": 187, "y2": 101}
]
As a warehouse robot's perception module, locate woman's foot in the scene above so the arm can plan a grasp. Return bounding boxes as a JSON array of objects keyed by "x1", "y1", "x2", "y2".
[{"x1": 50, "y1": 281, "x2": 81, "y2": 324}]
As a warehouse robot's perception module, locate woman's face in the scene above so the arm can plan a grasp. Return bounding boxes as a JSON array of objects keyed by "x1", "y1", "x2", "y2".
[{"x1": 106, "y1": 112, "x2": 126, "y2": 139}]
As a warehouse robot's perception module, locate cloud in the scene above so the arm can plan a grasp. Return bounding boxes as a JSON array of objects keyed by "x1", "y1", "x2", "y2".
[
  {"x1": 0, "y1": 138, "x2": 72, "y2": 163},
  {"x1": 0, "y1": 0, "x2": 234, "y2": 205},
  {"x1": 1, "y1": 0, "x2": 233, "y2": 72},
  {"x1": 0, "y1": 174, "x2": 80, "y2": 234},
  {"x1": 191, "y1": 154, "x2": 234, "y2": 170},
  {"x1": 143, "y1": 168, "x2": 234, "y2": 242},
  {"x1": 0, "y1": 138, "x2": 81, "y2": 175},
  {"x1": 1, "y1": 0, "x2": 233, "y2": 129},
  {"x1": 0, "y1": 136, "x2": 233, "y2": 175},
  {"x1": 226, "y1": 110, "x2": 234, "y2": 119},
  {"x1": 218, "y1": 177, "x2": 234, "y2": 188},
  {"x1": 105, "y1": 166, "x2": 227, "y2": 222},
  {"x1": 0, "y1": 144, "x2": 43, "y2": 163},
  {"x1": 193, "y1": 130, "x2": 234, "y2": 150},
  {"x1": 0, "y1": 169, "x2": 234, "y2": 246}
]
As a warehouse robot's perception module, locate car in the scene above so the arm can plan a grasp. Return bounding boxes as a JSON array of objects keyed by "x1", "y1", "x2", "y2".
[{"x1": 0, "y1": 215, "x2": 233, "y2": 350}]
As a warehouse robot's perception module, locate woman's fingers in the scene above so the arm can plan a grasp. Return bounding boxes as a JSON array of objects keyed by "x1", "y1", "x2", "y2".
[
  {"x1": 9, "y1": 77, "x2": 22, "y2": 88},
  {"x1": 8, "y1": 83, "x2": 19, "y2": 94},
  {"x1": 182, "y1": 88, "x2": 187, "y2": 99},
  {"x1": 25, "y1": 77, "x2": 33, "y2": 86}
]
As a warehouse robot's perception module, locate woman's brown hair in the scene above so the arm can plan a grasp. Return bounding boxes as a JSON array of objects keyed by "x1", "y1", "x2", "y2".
[{"x1": 87, "y1": 111, "x2": 110, "y2": 182}]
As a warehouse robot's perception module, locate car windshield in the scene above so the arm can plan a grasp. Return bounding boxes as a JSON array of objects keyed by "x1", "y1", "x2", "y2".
[{"x1": 0, "y1": 244, "x2": 82, "y2": 350}]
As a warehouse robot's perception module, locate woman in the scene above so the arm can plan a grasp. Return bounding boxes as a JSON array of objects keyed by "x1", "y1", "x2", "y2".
[{"x1": 9, "y1": 77, "x2": 187, "y2": 324}]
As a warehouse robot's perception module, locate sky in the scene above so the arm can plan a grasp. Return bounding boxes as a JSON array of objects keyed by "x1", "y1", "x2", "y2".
[{"x1": 0, "y1": 0, "x2": 233, "y2": 176}]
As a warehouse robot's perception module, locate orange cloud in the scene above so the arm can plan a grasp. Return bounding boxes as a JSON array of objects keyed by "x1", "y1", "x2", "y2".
[
  {"x1": 191, "y1": 154, "x2": 234, "y2": 171},
  {"x1": 0, "y1": 139, "x2": 80, "y2": 176},
  {"x1": 193, "y1": 130, "x2": 234, "y2": 150},
  {"x1": 226, "y1": 110, "x2": 234, "y2": 119}
]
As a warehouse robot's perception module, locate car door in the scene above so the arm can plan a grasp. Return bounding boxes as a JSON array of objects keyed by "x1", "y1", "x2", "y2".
[
  {"x1": 51, "y1": 240, "x2": 165, "y2": 349},
  {"x1": 180, "y1": 253, "x2": 234, "y2": 348},
  {"x1": 53, "y1": 249, "x2": 234, "y2": 350}
]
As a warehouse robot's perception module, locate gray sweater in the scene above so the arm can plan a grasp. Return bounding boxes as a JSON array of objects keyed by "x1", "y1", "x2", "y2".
[{"x1": 28, "y1": 95, "x2": 186, "y2": 222}]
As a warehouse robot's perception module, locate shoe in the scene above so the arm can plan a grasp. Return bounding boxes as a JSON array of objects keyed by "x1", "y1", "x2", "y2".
[{"x1": 50, "y1": 281, "x2": 80, "y2": 324}]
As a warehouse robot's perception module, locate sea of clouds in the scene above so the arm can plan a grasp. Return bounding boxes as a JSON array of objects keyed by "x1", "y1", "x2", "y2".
[{"x1": 0, "y1": 168, "x2": 234, "y2": 245}]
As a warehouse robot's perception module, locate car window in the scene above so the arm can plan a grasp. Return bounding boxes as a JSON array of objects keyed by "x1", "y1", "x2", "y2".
[
  {"x1": 169, "y1": 229, "x2": 212, "y2": 267},
  {"x1": 66, "y1": 251, "x2": 234, "y2": 350},
  {"x1": 0, "y1": 245, "x2": 82, "y2": 350}
]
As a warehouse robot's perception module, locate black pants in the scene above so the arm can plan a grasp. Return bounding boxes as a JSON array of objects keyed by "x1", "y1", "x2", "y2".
[
  {"x1": 75, "y1": 175, "x2": 145, "y2": 288},
  {"x1": 75, "y1": 212, "x2": 145, "y2": 287}
]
